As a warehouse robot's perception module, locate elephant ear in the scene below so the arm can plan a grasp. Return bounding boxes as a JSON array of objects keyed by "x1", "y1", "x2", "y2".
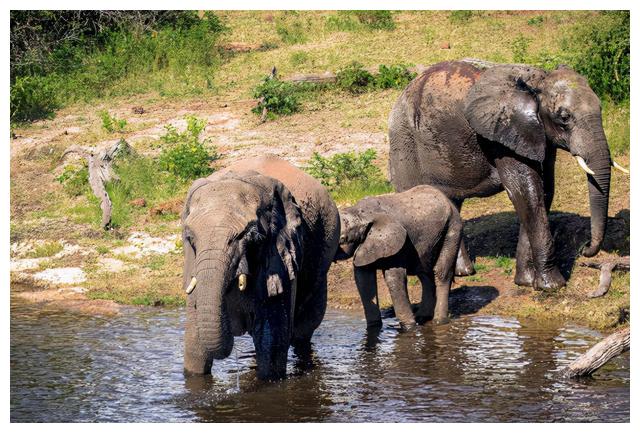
[
  {"x1": 464, "y1": 65, "x2": 547, "y2": 163},
  {"x1": 264, "y1": 182, "x2": 304, "y2": 297},
  {"x1": 353, "y1": 215, "x2": 407, "y2": 267}
]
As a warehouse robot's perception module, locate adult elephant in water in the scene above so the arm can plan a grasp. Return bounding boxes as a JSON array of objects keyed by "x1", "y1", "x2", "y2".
[
  {"x1": 182, "y1": 156, "x2": 340, "y2": 381},
  {"x1": 388, "y1": 60, "x2": 627, "y2": 291}
]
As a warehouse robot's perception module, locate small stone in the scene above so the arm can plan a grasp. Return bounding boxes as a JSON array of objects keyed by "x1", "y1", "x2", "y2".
[
  {"x1": 440, "y1": 41, "x2": 451, "y2": 49},
  {"x1": 129, "y1": 198, "x2": 147, "y2": 208}
]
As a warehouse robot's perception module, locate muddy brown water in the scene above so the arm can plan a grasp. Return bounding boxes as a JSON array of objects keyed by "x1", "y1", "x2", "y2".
[{"x1": 11, "y1": 295, "x2": 629, "y2": 422}]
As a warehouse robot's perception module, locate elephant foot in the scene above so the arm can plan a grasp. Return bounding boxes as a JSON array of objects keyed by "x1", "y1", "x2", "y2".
[
  {"x1": 533, "y1": 267, "x2": 566, "y2": 292},
  {"x1": 433, "y1": 316, "x2": 450, "y2": 326},
  {"x1": 514, "y1": 264, "x2": 535, "y2": 287},
  {"x1": 366, "y1": 319, "x2": 383, "y2": 330}
]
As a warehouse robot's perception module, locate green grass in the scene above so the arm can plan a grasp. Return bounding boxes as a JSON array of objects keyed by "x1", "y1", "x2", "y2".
[
  {"x1": 28, "y1": 241, "x2": 64, "y2": 258},
  {"x1": 493, "y1": 256, "x2": 515, "y2": 276}
]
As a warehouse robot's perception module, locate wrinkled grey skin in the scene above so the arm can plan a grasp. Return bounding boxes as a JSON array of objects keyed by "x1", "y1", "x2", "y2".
[
  {"x1": 389, "y1": 61, "x2": 612, "y2": 291},
  {"x1": 182, "y1": 156, "x2": 340, "y2": 381},
  {"x1": 335, "y1": 185, "x2": 462, "y2": 327}
]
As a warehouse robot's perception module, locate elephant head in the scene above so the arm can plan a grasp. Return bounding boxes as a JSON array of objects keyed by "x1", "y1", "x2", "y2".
[
  {"x1": 335, "y1": 208, "x2": 407, "y2": 266},
  {"x1": 182, "y1": 171, "x2": 303, "y2": 377},
  {"x1": 464, "y1": 64, "x2": 625, "y2": 257}
]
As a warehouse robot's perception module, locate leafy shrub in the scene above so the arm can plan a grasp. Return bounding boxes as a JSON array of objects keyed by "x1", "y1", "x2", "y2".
[
  {"x1": 28, "y1": 241, "x2": 64, "y2": 258},
  {"x1": 159, "y1": 115, "x2": 219, "y2": 180},
  {"x1": 56, "y1": 163, "x2": 90, "y2": 197},
  {"x1": 10, "y1": 75, "x2": 59, "y2": 122},
  {"x1": 99, "y1": 110, "x2": 127, "y2": 133},
  {"x1": 449, "y1": 10, "x2": 474, "y2": 24},
  {"x1": 336, "y1": 62, "x2": 374, "y2": 94},
  {"x1": 571, "y1": 11, "x2": 629, "y2": 102},
  {"x1": 375, "y1": 64, "x2": 417, "y2": 89},
  {"x1": 512, "y1": 34, "x2": 531, "y2": 63},
  {"x1": 305, "y1": 149, "x2": 393, "y2": 203},
  {"x1": 252, "y1": 76, "x2": 301, "y2": 118}
]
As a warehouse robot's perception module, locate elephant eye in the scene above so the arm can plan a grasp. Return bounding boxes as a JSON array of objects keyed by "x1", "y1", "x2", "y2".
[{"x1": 558, "y1": 108, "x2": 571, "y2": 123}]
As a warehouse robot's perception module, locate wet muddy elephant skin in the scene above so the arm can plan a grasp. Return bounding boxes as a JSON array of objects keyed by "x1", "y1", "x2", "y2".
[
  {"x1": 334, "y1": 185, "x2": 462, "y2": 327},
  {"x1": 389, "y1": 60, "x2": 613, "y2": 291},
  {"x1": 182, "y1": 156, "x2": 340, "y2": 381}
]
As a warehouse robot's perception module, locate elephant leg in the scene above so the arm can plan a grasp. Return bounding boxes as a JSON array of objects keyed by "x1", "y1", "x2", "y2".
[
  {"x1": 415, "y1": 272, "x2": 436, "y2": 324},
  {"x1": 451, "y1": 199, "x2": 475, "y2": 276},
  {"x1": 515, "y1": 148, "x2": 556, "y2": 286},
  {"x1": 354, "y1": 266, "x2": 382, "y2": 329},
  {"x1": 432, "y1": 216, "x2": 463, "y2": 325},
  {"x1": 383, "y1": 267, "x2": 416, "y2": 329},
  {"x1": 495, "y1": 155, "x2": 565, "y2": 291},
  {"x1": 291, "y1": 272, "x2": 327, "y2": 368},
  {"x1": 252, "y1": 294, "x2": 292, "y2": 381}
]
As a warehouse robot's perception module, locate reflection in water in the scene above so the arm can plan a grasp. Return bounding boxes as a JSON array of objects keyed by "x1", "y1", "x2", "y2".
[{"x1": 10, "y1": 296, "x2": 629, "y2": 422}]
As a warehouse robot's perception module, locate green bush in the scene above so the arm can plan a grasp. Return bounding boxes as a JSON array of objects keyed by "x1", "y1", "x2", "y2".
[
  {"x1": 56, "y1": 163, "x2": 90, "y2": 197},
  {"x1": 99, "y1": 110, "x2": 127, "y2": 133},
  {"x1": 305, "y1": 149, "x2": 393, "y2": 203},
  {"x1": 449, "y1": 10, "x2": 474, "y2": 24},
  {"x1": 527, "y1": 16, "x2": 544, "y2": 26},
  {"x1": 571, "y1": 11, "x2": 629, "y2": 102},
  {"x1": 159, "y1": 115, "x2": 219, "y2": 180},
  {"x1": 10, "y1": 11, "x2": 227, "y2": 122},
  {"x1": 252, "y1": 76, "x2": 301, "y2": 118},
  {"x1": 336, "y1": 62, "x2": 374, "y2": 94},
  {"x1": 512, "y1": 34, "x2": 531, "y2": 63},
  {"x1": 10, "y1": 75, "x2": 60, "y2": 122},
  {"x1": 374, "y1": 64, "x2": 417, "y2": 89}
]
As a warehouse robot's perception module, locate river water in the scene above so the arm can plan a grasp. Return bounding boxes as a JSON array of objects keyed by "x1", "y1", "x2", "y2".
[{"x1": 10, "y1": 296, "x2": 629, "y2": 422}]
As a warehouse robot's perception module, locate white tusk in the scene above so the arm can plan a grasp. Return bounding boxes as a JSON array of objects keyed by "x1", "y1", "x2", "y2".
[
  {"x1": 575, "y1": 156, "x2": 595, "y2": 175},
  {"x1": 238, "y1": 274, "x2": 247, "y2": 291},
  {"x1": 185, "y1": 277, "x2": 197, "y2": 294},
  {"x1": 612, "y1": 160, "x2": 629, "y2": 174}
]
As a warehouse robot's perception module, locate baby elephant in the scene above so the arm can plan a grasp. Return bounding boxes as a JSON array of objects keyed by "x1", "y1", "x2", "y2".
[{"x1": 335, "y1": 185, "x2": 463, "y2": 328}]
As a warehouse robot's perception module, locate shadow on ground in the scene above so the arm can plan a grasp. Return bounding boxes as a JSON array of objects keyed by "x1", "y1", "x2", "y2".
[{"x1": 463, "y1": 209, "x2": 630, "y2": 279}]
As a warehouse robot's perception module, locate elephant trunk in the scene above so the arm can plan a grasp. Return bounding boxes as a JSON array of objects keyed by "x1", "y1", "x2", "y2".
[{"x1": 573, "y1": 126, "x2": 611, "y2": 257}]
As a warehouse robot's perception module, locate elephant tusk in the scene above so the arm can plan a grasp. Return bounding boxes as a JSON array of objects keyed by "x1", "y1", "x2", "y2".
[
  {"x1": 238, "y1": 274, "x2": 247, "y2": 291},
  {"x1": 612, "y1": 160, "x2": 630, "y2": 174},
  {"x1": 575, "y1": 156, "x2": 595, "y2": 175},
  {"x1": 185, "y1": 277, "x2": 197, "y2": 294}
]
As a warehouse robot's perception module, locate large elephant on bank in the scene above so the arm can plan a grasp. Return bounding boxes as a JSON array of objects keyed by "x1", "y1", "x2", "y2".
[
  {"x1": 389, "y1": 60, "x2": 627, "y2": 291},
  {"x1": 182, "y1": 156, "x2": 340, "y2": 381}
]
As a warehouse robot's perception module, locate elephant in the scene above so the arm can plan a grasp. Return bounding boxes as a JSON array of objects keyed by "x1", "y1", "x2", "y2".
[
  {"x1": 182, "y1": 155, "x2": 340, "y2": 381},
  {"x1": 334, "y1": 185, "x2": 463, "y2": 328},
  {"x1": 388, "y1": 60, "x2": 628, "y2": 291}
]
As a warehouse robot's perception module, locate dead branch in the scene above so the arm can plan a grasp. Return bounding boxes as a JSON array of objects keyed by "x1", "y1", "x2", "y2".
[
  {"x1": 562, "y1": 327, "x2": 630, "y2": 378},
  {"x1": 579, "y1": 256, "x2": 629, "y2": 298},
  {"x1": 61, "y1": 139, "x2": 131, "y2": 229}
]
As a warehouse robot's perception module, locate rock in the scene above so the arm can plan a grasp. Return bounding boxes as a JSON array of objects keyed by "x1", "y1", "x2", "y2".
[
  {"x1": 132, "y1": 106, "x2": 145, "y2": 115},
  {"x1": 32, "y1": 267, "x2": 87, "y2": 285},
  {"x1": 440, "y1": 41, "x2": 451, "y2": 49},
  {"x1": 112, "y1": 232, "x2": 178, "y2": 259},
  {"x1": 97, "y1": 257, "x2": 130, "y2": 273},
  {"x1": 10, "y1": 258, "x2": 45, "y2": 272}
]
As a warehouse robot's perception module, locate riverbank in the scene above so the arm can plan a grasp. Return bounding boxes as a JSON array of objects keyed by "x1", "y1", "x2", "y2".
[{"x1": 10, "y1": 11, "x2": 629, "y2": 330}]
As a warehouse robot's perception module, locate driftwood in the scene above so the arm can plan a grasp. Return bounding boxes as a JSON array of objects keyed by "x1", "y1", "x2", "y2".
[
  {"x1": 562, "y1": 327, "x2": 630, "y2": 378},
  {"x1": 579, "y1": 256, "x2": 630, "y2": 298},
  {"x1": 61, "y1": 139, "x2": 131, "y2": 229}
]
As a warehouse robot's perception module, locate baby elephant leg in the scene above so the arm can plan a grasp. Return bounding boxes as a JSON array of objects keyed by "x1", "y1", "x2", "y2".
[
  {"x1": 433, "y1": 217, "x2": 463, "y2": 325},
  {"x1": 383, "y1": 267, "x2": 416, "y2": 328},
  {"x1": 354, "y1": 267, "x2": 382, "y2": 329},
  {"x1": 415, "y1": 272, "x2": 435, "y2": 324}
]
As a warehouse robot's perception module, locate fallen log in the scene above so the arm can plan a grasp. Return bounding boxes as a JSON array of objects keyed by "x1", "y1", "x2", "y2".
[
  {"x1": 61, "y1": 139, "x2": 132, "y2": 229},
  {"x1": 562, "y1": 326, "x2": 630, "y2": 378},
  {"x1": 579, "y1": 256, "x2": 630, "y2": 298}
]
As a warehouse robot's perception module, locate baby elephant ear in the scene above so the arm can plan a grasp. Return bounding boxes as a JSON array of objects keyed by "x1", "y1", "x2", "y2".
[
  {"x1": 464, "y1": 65, "x2": 547, "y2": 163},
  {"x1": 354, "y1": 216, "x2": 407, "y2": 267}
]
